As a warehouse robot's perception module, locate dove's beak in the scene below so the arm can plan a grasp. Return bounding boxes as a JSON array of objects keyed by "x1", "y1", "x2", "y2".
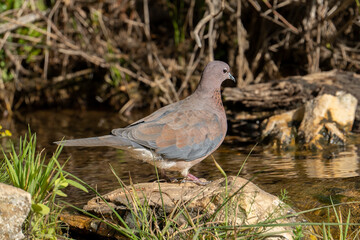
[{"x1": 229, "y1": 73, "x2": 236, "y2": 82}]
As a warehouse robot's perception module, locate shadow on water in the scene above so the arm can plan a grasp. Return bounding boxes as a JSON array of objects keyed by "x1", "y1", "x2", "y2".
[{"x1": 2, "y1": 109, "x2": 360, "y2": 221}]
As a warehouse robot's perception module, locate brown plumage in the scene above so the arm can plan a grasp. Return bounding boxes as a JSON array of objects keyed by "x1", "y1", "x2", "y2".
[{"x1": 55, "y1": 61, "x2": 235, "y2": 184}]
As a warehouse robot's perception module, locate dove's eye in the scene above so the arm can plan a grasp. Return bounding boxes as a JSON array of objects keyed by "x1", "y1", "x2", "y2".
[{"x1": 223, "y1": 68, "x2": 228, "y2": 73}]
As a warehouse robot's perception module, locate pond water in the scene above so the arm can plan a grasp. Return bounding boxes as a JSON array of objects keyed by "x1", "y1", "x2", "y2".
[{"x1": 2, "y1": 109, "x2": 360, "y2": 223}]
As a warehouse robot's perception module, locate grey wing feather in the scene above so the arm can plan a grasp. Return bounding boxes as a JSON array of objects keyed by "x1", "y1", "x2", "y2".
[{"x1": 54, "y1": 135, "x2": 142, "y2": 148}]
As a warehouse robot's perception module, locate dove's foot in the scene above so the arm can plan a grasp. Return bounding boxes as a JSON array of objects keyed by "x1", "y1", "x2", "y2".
[{"x1": 182, "y1": 173, "x2": 211, "y2": 186}]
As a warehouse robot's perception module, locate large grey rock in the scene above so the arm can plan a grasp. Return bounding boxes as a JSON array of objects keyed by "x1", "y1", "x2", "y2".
[{"x1": 0, "y1": 183, "x2": 31, "y2": 240}]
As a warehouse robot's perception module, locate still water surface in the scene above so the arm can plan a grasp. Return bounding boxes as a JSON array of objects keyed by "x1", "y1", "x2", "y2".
[{"x1": 2, "y1": 109, "x2": 360, "y2": 215}]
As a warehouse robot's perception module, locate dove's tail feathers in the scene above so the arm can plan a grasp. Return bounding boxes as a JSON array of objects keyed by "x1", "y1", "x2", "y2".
[{"x1": 54, "y1": 135, "x2": 133, "y2": 148}]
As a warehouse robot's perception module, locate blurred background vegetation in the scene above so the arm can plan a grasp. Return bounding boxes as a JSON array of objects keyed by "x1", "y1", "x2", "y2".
[{"x1": 0, "y1": 0, "x2": 359, "y2": 116}]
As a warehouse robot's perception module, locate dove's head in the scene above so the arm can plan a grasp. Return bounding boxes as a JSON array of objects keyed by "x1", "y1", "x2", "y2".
[{"x1": 196, "y1": 61, "x2": 235, "y2": 93}]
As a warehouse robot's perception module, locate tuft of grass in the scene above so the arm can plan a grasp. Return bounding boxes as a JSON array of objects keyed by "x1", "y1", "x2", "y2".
[
  {"x1": 319, "y1": 198, "x2": 360, "y2": 240},
  {"x1": 0, "y1": 160, "x2": 8, "y2": 183},
  {"x1": 2, "y1": 131, "x2": 87, "y2": 239}
]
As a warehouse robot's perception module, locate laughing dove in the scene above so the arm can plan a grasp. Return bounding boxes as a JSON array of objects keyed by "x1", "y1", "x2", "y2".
[{"x1": 55, "y1": 61, "x2": 235, "y2": 184}]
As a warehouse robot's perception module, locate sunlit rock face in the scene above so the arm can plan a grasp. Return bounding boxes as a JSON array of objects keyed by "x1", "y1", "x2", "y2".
[
  {"x1": 262, "y1": 91, "x2": 358, "y2": 150},
  {"x1": 0, "y1": 183, "x2": 31, "y2": 240}
]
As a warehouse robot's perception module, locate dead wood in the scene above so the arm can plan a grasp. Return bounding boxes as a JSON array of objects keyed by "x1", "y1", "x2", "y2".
[{"x1": 224, "y1": 70, "x2": 360, "y2": 123}]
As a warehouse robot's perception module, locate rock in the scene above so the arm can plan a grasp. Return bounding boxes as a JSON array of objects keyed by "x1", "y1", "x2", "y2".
[
  {"x1": 0, "y1": 183, "x2": 31, "y2": 240},
  {"x1": 72, "y1": 176, "x2": 298, "y2": 239},
  {"x1": 262, "y1": 107, "x2": 305, "y2": 148},
  {"x1": 262, "y1": 92, "x2": 358, "y2": 149},
  {"x1": 298, "y1": 92, "x2": 357, "y2": 148}
]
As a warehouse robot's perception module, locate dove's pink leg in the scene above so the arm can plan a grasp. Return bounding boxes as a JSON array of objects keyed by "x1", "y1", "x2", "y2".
[{"x1": 184, "y1": 173, "x2": 210, "y2": 185}]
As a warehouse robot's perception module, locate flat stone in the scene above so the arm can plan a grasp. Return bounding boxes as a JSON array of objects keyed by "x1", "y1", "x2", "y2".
[
  {"x1": 81, "y1": 176, "x2": 298, "y2": 239},
  {"x1": 0, "y1": 183, "x2": 31, "y2": 240}
]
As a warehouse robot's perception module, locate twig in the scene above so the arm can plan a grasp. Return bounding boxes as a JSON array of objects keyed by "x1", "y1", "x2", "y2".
[
  {"x1": 207, "y1": 0, "x2": 215, "y2": 61},
  {"x1": 58, "y1": 48, "x2": 106, "y2": 66},
  {"x1": 262, "y1": 0, "x2": 299, "y2": 34},
  {"x1": 236, "y1": 0, "x2": 253, "y2": 85},
  {"x1": 4, "y1": 48, "x2": 31, "y2": 76},
  {"x1": 52, "y1": 68, "x2": 93, "y2": 83},
  {"x1": 119, "y1": 99, "x2": 135, "y2": 116},
  {"x1": 326, "y1": 0, "x2": 354, "y2": 20},
  {"x1": 247, "y1": 0, "x2": 261, "y2": 11},
  {"x1": 0, "y1": 32, "x2": 10, "y2": 51},
  {"x1": 187, "y1": 0, "x2": 196, "y2": 31},
  {"x1": 42, "y1": 14, "x2": 80, "y2": 51},
  {"x1": 9, "y1": 33, "x2": 42, "y2": 43},
  {"x1": 0, "y1": 12, "x2": 44, "y2": 34},
  {"x1": 193, "y1": 0, "x2": 224, "y2": 48},
  {"x1": 96, "y1": 9, "x2": 110, "y2": 41},
  {"x1": 143, "y1": 0, "x2": 153, "y2": 67},
  {"x1": 17, "y1": 0, "x2": 31, "y2": 18},
  {"x1": 236, "y1": 0, "x2": 243, "y2": 84},
  {"x1": 123, "y1": 18, "x2": 145, "y2": 28},
  {"x1": 314, "y1": 21, "x2": 321, "y2": 73},
  {"x1": 177, "y1": 27, "x2": 206, "y2": 96},
  {"x1": 113, "y1": 64, "x2": 155, "y2": 87},
  {"x1": 74, "y1": 7, "x2": 93, "y2": 33},
  {"x1": 153, "y1": 55, "x2": 179, "y2": 102},
  {"x1": 44, "y1": 0, "x2": 61, "y2": 81}
]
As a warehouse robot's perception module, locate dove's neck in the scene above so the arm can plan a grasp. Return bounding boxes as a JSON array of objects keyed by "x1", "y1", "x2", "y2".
[
  {"x1": 210, "y1": 88, "x2": 224, "y2": 110},
  {"x1": 195, "y1": 78, "x2": 221, "y2": 95},
  {"x1": 194, "y1": 84, "x2": 224, "y2": 110}
]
